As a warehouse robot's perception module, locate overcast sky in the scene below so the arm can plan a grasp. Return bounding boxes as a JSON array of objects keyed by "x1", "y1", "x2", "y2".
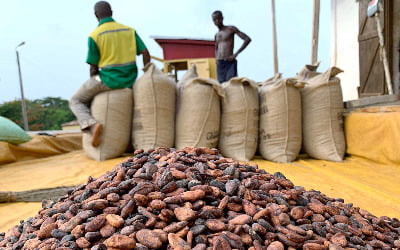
[{"x1": 0, "y1": 0, "x2": 330, "y2": 103}]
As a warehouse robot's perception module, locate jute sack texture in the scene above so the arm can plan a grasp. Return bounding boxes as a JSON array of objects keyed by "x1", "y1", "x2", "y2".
[
  {"x1": 297, "y1": 63, "x2": 320, "y2": 81},
  {"x1": 219, "y1": 77, "x2": 259, "y2": 161},
  {"x1": 175, "y1": 77, "x2": 223, "y2": 149},
  {"x1": 178, "y1": 64, "x2": 198, "y2": 85},
  {"x1": 176, "y1": 64, "x2": 198, "y2": 115},
  {"x1": 83, "y1": 88, "x2": 132, "y2": 161},
  {"x1": 259, "y1": 74, "x2": 304, "y2": 163},
  {"x1": 301, "y1": 67, "x2": 345, "y2": 162},
  {"x1": 132, "y1": 63, "x2": 176, "y2": 151}
]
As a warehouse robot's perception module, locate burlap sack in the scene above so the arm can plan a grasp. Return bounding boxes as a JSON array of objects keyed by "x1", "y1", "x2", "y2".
[
  {"x1": 301, "y1": 67, "x2": 345, "y2": 161},
  {"x1": 83, "y1": 88, "x2": 132, "y2": 161},
  {"x1": 176, "y1": 65, "x2": 199, "y2": 115},
  {"x1": 219, "y1": 77, "x2": 259, "y2": 161},
  {"x1": 132, "y1": 63, "x2": 176, "y2": 151},
  {"x1": 259, "y1": 75, "x2": 305, "y2": 162},
  {"x1": 175, "y1": 77, "x2": 223, "y2": 149},
  {"x1": 297, "y1": 63, "x2": 320, "y2": 81},
  {"x1": 178, "y1": 64, "x2": 198, "y2": 86}
]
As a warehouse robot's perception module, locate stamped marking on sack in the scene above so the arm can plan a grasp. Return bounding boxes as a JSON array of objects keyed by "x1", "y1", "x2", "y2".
[
  {"x1": 133, "y1": 122, "x2": 143, "y2": 130},
  {"x1": 259, "y1": 128, "x2": 271, "y2": 141},
  {"x1": 260, "y1": 106, "x2": 268, "y2": 115},
  {"x1": 206, "y1": 131, "x2": 219, "y2": 140}
]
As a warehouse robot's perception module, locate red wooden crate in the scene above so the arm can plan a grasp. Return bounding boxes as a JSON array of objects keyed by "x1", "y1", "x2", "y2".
[{"x1": 153, "y1": 37, "x2": 215, "y2": 60}]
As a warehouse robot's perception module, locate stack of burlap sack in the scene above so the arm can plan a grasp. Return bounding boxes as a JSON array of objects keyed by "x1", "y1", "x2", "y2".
[{"x1": 83, "y1": 63, "x2": 345, "y2": 163}]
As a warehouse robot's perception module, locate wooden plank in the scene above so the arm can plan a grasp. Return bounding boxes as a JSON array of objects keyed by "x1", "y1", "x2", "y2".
[
  {"x1": 358, "y1": 0, "x2": 389, "y2": 97},
  {"x1": 344, "y1": 94, "x2": 400, "y2": 109},
  {"x1": 359, "y1": 37, "x2": 385, "y2": 95}
]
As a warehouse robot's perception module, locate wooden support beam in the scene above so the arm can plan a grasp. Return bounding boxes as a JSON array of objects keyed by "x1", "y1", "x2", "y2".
[
  {"x1": 271, "y1": 0, "x2": 279, "y2": 74},
  {"x1": 311, "y1": 0, "x2": 320, "y2": 65}
]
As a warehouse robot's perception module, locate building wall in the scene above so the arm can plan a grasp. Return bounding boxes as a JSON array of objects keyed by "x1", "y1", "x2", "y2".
[
  {"x1": 393, "y1": 1, "x2": 400, "y2": 94},
  {"x1": 330, "y1": 0, "x2": 360, "y2": 101}
]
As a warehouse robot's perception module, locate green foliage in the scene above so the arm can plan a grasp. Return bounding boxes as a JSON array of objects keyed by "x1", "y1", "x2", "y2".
[{"x1": 0, "y1": 97, "x2": 75, "y2": 131}]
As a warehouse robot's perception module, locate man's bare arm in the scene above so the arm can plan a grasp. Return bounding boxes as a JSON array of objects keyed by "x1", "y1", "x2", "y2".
[
  {"x1": 214, "y1": 34, "x2": 218, "y2": 59},
  {"x1": 141, "y1": 48, "x2": 151, "y2": 67},
  {"x1": 90, "y1": 64, "x2": 99, "y2": 77},
  {"x1": 230, "y1": 26, "x2": 251, "y2": 60}
]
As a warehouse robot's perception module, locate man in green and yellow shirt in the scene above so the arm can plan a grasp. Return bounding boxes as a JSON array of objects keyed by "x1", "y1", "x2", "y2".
[{"x1": 69, "y1": 1, "x2": 150, "y2": 147}]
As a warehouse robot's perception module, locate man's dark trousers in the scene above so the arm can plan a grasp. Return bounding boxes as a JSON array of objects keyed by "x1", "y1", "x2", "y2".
[{"x1": 217, "y1": 59, "x2": 237, "y2": 83}]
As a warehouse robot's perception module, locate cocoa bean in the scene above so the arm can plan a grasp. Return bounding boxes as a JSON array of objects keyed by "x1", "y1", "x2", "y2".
[
  {"x1": 290, "y1": 206, "x2": 305, "y2": 220},
  {"x1": 239, "y1": 232, "x2": 253, "y2": 245},
  {"x1": 100, "y1": 223, "x2": 115, "y2": 238},
  {"x1": 37, "y1": 223, "x2": 57, "y2": 239},
  {"x1": 330, "y1": 232, "x2": 347, "y2": 247},
  {"x1": 302, "y1": 242, "x2": 326, "y2": 250},
  {"x1": 308, "y1": 203, "x2": 325, "y2": 214},
  {"x1": 85, "y1": 214, "x2": 106, "y2": 232},
  {"x1": 168, "y1": 233, "x2": 191, "y2": 250},
  {"x1": 120, "y1": 200, "x2": 135, "y2": 218},
  {"x1": 136, "y1": 229, "x2": 163, "y2": 249},
  {"x1": 242, "y1": 199, "x2": 257, "y2": 216},
  {"x1": 192, "y1": 243, "x2": 207, "y2": 250},
  {"x1": 106, "y1": 214, "x2": 124, "y2": 228},
  {"x1": 212, "y1": 235, "x2": 231, "y2": 250},
  {"x1": 205, "y1": 219, "x2": 227, "y2": 232},
  {"x1": 147, "y1": 191, "x2": 165, "y2": 200},
  {"x1": 190, "y1": 225, "x2": 207, "y2": 236},
  {"x1": 103, "y1": 206, "x2": 120, "y2": 214},
  {"x1": 267, "y1": 241, "x2": 284, "y2": 250},
  {"x1": 133, "y1": 193, "x2": 149, "y2": 206},
  {"x1": 229, "y1": 214, "x2": 252, "y2": 225},
  {"x1": 221, "y1": 231, "x2": 243, "y2": 249},
  {"x1": 227, "y1": 202, "x2": 243, "y2": 212},
  {"x1": 175, "y1": 226, "x2": 189, "y2": 238},
  {"x1": 106, "y1": 234, "x2": 136, "y2": 249},
  {"x1": 163, "y1": 221, "x2": 189, "y2": 233},
  {"x1": 180, "y1": 190, "x2": 206, "y2": 202},
  {"x1": 82, "y1": 199, "x2": 108, "y2": 210},
  {"x1": 149, "y1": 199, "x2": 167, "y2": 210},
  {"x1": 85, "y1": 231, "x2": 101, "y2": 242},
  {"x1": 76, "y1": 237, "x2": 91, "y2": 248},
  {"x1": 175, "y1": 207, "x2": 197, "y2": 221},
  {"x1": 253, "y1": 208, "x2": 270, "y2": 221}
]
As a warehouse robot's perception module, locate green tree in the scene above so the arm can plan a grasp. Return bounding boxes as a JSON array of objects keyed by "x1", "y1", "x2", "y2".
[
  {"x1": 0, "y1": 97, "x2": 75, "y2": 131},
  {"x1": 32, "y1": 97, "x2": 75, "y2": 130},
  {"x1": 0, "y1": 101, "x2": 24, "y2": 126}
]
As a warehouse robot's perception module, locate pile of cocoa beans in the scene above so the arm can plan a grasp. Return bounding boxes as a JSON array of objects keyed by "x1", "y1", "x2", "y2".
[{"x1": 1, "y1": 147, "x2": 399, "y2": 250}]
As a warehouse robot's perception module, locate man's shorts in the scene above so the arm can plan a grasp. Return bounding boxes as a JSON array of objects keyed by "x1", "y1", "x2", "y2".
[{"x1": 217, "y1": 59, "x2": 238, "y2": 83}]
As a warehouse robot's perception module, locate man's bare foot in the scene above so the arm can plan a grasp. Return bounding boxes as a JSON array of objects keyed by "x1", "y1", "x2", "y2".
[{"x1": 90, "y1": 122, "x2": 103, "y2": 147}]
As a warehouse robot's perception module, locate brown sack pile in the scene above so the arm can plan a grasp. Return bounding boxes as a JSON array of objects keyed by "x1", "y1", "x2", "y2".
[
  {"x1": 300, "y1": 67, "x2": 346, "y2": 162},
  {"x1": 175, "y1": 77, "x2": 224, "y2": 149},
  {"x1": 219, "y1": 77, "x2": 259, "y2": 162},
  {"x1": 259, "y1": 74, "x2": 305, "y2": 163},
  {"x1": 83, "y1": 88, "x2": 132, "y2": 161},
  {"x1": 132, "y1": 63, "x2": 176, "y2": 151}
]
